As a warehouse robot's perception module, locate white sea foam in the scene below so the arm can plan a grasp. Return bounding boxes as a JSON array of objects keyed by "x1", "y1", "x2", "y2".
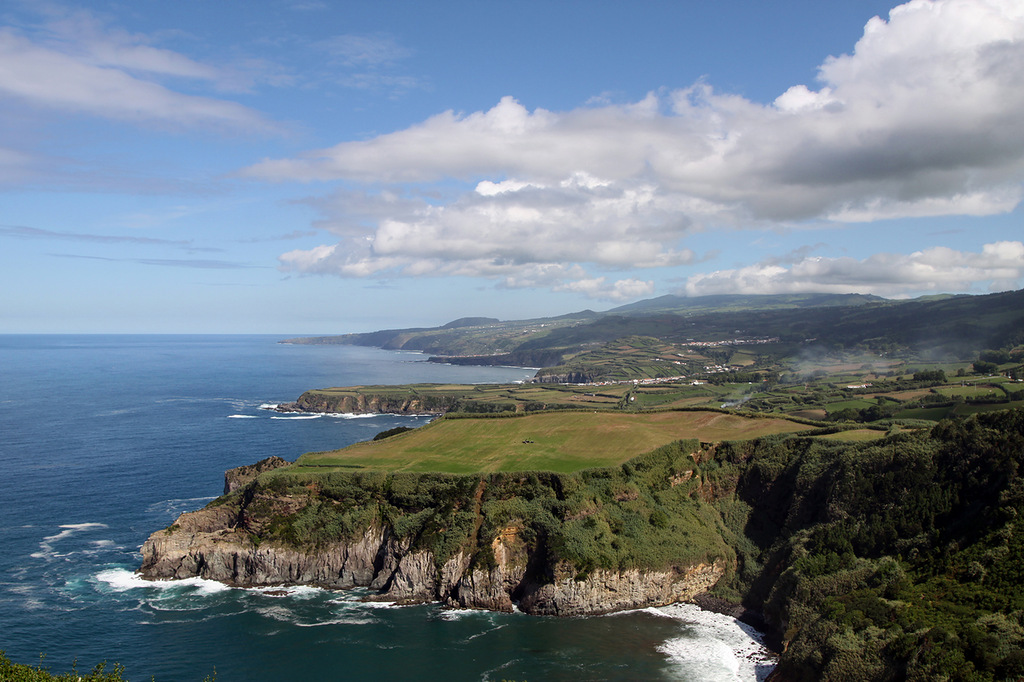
[
  {"x1": 325, "y1": 412, "x2": 383, "y2": 419},
  {"x1": 294, "y1": 615, "x2": 378, "y2": 627},
  {"x1": 357, "y1": 598, "x2": 402, "y2": 609},
  {"x1": 254, "y1": 603, "x2": 377, "y2": 627},
  {"x1": 271, "y1": 414, "x2": 322, "y2": 420},
  {"x1": 227, "y1": 414, "x2": 259, "y2": 419},
  {"x1": 259, "y1": 403, "x2": 280, "y2": 410},
  {"x1": 95, "y1": 408, "x2": 138, "y2": 417},
  {"x1": 95, "y1": 568, "x2": 230, "y2": 595},
  {"x1": 137, "y1": 613, "x2": 224, "y2": 626},
  {"x1": 653, "y1": 603, "x2": 776, "y2": 682},
  {"x1": 97, "y1": 570, "x2": 343, "y2": 605},
  {"x1": 249, "y1": 584, "x2": 325, "y2": 599},
  {"x1": 461, "y1": 623, "x2": 507, "y2": 642},
  {"x1": 31, "y1": 523, "x2": 109, "y2": 559},
  {"x1": 438, "y1": 606, "x2": 507, "y2": 622},
  {"x1": 145, "y1": 496, "x2": 217, "y2": 517}
]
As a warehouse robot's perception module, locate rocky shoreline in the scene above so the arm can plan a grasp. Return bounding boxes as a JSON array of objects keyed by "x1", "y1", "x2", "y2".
[
  {"x1": 140, "y1": 503, "x2": 727, "y2": 617},
  {"x1": 273, "y1": 393, "x2": 455, "y2": 416},
  {"x1": 139, "y1": 458, "x2": 731, "y2": 618}
]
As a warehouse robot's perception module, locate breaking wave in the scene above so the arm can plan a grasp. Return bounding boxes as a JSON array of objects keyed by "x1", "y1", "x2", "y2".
[{"x1": 651, "y1": 603, "x2": 776, "y2": 681}]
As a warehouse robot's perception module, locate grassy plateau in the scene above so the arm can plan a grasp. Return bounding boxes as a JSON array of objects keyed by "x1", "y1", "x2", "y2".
[{"x1": 291, "y1": 409, "x2": 814, "y2": 474}]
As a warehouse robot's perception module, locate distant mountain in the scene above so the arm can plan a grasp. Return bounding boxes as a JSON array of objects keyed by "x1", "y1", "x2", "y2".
[
  {"x1": 283, "y1": 289, "x2": 1024, "y2": 367},
  {"x1": 440, "y1": 317, "x2": 501, "y2": 329},
  {"x1": 607, "y1": 292, "x2": 888, "y2": 315}
]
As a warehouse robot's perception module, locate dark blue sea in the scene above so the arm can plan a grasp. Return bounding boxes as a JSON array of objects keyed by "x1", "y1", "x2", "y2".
[{"x1": 0, "y1": 335, "x2": 773, "y2": 681}]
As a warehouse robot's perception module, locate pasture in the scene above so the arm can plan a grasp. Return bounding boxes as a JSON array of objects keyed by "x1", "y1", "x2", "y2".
[{"x1": 292, "y1": 409, "x2": 813, "y2": 474}]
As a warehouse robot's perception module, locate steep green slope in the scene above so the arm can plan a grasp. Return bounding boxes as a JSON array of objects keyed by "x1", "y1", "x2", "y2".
[{"x1": 713, "y1": 408, "x2": 1024, "y2": 680}]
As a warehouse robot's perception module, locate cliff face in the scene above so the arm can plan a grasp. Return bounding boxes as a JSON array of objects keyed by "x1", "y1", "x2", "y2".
[
  {"x1": 140, "y1": 499, "x2": 726, "y2": 615},
  {"x1": 141, "y1": 442, "x2": 732, "y2": 616},
  {"x1": 223, "y1": 456, "x2": 290, "y2": 494},
  {"x1": 276, "y1": 391, "x2": 460, "y2": 415},
  {"x1": 532, "y1": 371, "x2": 596, "y2": 384}
]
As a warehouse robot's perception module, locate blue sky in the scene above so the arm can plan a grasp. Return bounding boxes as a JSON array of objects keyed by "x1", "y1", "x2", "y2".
[{"x1": 1, "y1": 0, "x2": 1022, "y2": 333}]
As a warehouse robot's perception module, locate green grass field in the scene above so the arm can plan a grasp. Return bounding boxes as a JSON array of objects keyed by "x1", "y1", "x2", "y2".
[
  {"x1": 824, "y1": 398, "x2": 877, "y2": 413},
  {"x1": 292, "y1": 410, "x2": 813, "y2": 474},
  {"x1": 815, "y1": 428, "x2": 888, "y2": 442},
  {"x1": 934, "y1": 384, "x2": 1003, "y2": 399}
]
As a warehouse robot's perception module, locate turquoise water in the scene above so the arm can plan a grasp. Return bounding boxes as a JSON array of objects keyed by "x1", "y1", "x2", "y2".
[{"x1": 0, "y1": 335, "x2": 773, "y2": 681}]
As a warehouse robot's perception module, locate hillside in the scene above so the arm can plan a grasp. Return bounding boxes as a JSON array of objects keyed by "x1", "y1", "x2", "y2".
[{"x1": 283, "y1": 290, "x2": 1024, "y2": 382}]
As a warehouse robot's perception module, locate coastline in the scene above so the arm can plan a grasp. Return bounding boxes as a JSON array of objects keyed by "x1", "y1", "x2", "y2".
[
  {"x1": 111, "y1": 566, "x2": 777, "y2": 681},
  {"x1": 691, "y1": 593, "x2": 781, "y2": 654}
]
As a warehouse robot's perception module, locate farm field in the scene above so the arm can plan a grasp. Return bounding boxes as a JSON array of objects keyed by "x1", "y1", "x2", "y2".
[
  {"x1": 815, "y1": 428, "x2": 889, "y2": 442},
  {"x1": 291, "y1": 409, "x2": 815, "y2": 474}
]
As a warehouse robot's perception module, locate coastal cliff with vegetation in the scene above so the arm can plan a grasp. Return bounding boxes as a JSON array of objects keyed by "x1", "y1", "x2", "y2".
[
  {"x1": 142, "y1": 440, "x2": 730, "y2": 616},
  {"x1": 142, "y1": 408, "x2": 1024, "y2": 679}
]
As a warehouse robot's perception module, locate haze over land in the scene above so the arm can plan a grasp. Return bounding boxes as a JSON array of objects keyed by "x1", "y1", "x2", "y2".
[{"x1": 1, "y1": 0, "x2": 1022, "y2": 333}]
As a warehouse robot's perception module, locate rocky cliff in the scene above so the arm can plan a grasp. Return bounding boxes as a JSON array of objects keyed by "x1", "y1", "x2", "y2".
[
  {"x1": 223, "y1": 456, "x2": 290, "y2": 494},
  {"x1": 140, "y1": 497, "x2": 726, "y2": 615},
  {"x1": 140, "y1": 441, "x2": 733, "y2": 616},
  {"x1": 276, "y1": 391, "x2": 461, "y2": 415}
]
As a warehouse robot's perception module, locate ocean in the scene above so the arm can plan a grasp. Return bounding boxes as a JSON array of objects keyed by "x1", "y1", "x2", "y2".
[{"x1": 0, "y1": 335, "x2": 774, "y2": 681}]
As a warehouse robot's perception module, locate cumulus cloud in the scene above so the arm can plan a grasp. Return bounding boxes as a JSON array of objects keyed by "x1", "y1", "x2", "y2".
[
  {"x1": 251, "y1": 0, "x2": 1024, "y2": 298},
  {"x1": 0, "y1": 11, "x2": 276, "y2": 132},
  {"x1": 684, "y1": 241, "x2": 1024, "y2": 297}
]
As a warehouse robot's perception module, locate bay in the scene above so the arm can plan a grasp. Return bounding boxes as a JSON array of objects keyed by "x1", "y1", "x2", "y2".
[{"x1": 0, "y1": 335, "x2": 773, "y2": 681}]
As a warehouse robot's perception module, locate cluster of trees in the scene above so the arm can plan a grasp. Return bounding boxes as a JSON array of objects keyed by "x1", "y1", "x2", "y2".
[{"x1": 714, "y1": 409, "x2": 1024, "y2": 680}]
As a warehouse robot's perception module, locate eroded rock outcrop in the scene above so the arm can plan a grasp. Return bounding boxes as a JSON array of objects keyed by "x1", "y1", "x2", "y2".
[
  {"x1": 141, "y1": 439, "x2": 736, "y2": 616},
  {"x1": 516, "y1": 561, "x2": 725, "y2": 616},
  {"x1": 141, "y1": 504, "x2": 400, "y2": 590},
  {"x1": 224, "y1": 456, "x2": 290, "y2": 494},
  {"x1": 140, "y1": 496, "x2": 726, "y2": 615},
  {"x1": 276, "y1": 392, "x2": 460, "y2": 415}
]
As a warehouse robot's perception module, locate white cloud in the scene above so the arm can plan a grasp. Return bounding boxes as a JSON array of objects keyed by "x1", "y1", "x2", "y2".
[
  {"x1": 0, "y1": 14, "x2": 276, "y2": 132},
  {"x1": 253, "y1": 0, "x2": 1024, "y2": 299},
  {"x1": 684, "y1": 241, "x2": 1024, "y2": 296},
  {"x1": 553, "y1": 277, "x2": 656, "y2": 301}
]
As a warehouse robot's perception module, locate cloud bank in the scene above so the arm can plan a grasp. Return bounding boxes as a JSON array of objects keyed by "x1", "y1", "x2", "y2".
[
  {"x1": 249, "y1": 0, "x2": 1024, "y2": 299},
  {"x1": 0, "y1": 9, "x2": 275, "y2": 133},
  {"x1": 685, "y1": 241, "x2": 1024, "y2": 296}
]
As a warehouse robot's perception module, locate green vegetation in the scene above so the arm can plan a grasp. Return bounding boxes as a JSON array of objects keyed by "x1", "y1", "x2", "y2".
[
  {"x1": 280, "y1": 292, "x2": 1024, "y2": 424},
  {"x1": 288, "y1": 382, "x2": 626, "y2": 414},
  {"x1": 718, "y1": 409, "x2": 1024, "y2": 681},
  {"x1": 258, "y1": 290, "x2": 1024, "y2": 679},
  {"x1": 0, "y1": 653, "x2": 125, "y2": 681},
  {"x1": 231, "y1": 407, "x2": 1024, "y2": 680},
  {"x1": 372, "y1": 426, "x2": 414, "y2": 441},
  {"x1": 285, "y1": 289, "x2": 1024, "y2": 386},
  {"x1": 293, "y1": 410, "x2": 812, "y2": 474},
  {"x1": 0, "y1": 652, "x2": 217, "y2": 682},
  {"x1": 241, "y1": 438, "x2": 733, "y2": 575}
]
